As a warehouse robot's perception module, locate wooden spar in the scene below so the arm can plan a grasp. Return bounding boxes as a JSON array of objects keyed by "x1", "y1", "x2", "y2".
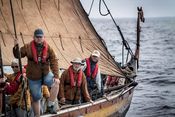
[
  {"x1": 0, "y1": 39, "x2": 6, "y2": 117},
  {"x1": 90, "y1": 81, "x2": 138, "y2": 97},
  {"x1": 9, "y1": 0, "x2": 28, "y2": 116},
  {"x1": 135, "y1": 7, "x2": 145, "y2": 68},
  {"x1": 0, "y1": 44, "x2": 4, "y2": 78}
]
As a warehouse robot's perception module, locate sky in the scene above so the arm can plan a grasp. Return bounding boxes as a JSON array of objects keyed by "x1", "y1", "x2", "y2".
[{"x1": 80, "y1": 0, "x2": 175, "y2": 18}]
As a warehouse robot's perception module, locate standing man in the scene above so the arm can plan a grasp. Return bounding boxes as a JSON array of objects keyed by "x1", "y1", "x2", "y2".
[
  {"x1": 82, "y1": 50, "x2": 103, "y2": 100},
  {"x1": 13, "y1": 28, "x2": 60, "y2": 116}
]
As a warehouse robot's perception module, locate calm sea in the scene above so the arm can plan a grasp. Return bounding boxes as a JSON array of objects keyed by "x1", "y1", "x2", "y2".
[{"x1": 91, "y1": 17, "x2": 175, "y2": 117}]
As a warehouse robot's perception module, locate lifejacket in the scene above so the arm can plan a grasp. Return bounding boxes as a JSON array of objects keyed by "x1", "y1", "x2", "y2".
[
  {"x1": 31, "y1": 40, "x2": 48, "y2": 64},
  {"x1": 5, "y1": 72, "x2": 21, "y2": 94},
  {"x1": 68, "y1": 65, "x2": 82, "y2": 87},
  {"x1": 85, "y1": 58, "x2": 98, "y2": 79}
]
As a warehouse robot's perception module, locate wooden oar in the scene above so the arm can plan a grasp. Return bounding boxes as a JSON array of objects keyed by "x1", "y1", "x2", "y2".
[
  {"x1": 0, "y1": 42, "x2": 6, "y2": 117},
  {"x1": 9, "y1": 0, "x2": 28, "y2": 116}
]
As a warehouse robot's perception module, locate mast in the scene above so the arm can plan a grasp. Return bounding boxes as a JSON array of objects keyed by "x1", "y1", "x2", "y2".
[{"x1": 135, "y1": 7, "x2": 145, "y2": 68}]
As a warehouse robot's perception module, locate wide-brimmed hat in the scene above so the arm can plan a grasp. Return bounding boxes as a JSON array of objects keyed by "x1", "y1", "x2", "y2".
[
  {"x1": 34, "y1": 28, "x2": 44, "y2": 37},
  {"x1": 70, "y1": 57, "x2": 84, "y2": 65},
  {"x1": 91, "y1": 50, "x2": 100, "y2": 57}
]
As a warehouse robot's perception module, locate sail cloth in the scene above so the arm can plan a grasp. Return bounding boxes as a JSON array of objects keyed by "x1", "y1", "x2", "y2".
[{"x1": 0, "y1": 0, "x2": 124, "y2": 77}]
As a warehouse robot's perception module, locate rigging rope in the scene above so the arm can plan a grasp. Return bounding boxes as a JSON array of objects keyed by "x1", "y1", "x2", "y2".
[
  {"x1": 98, "y1": 0, "x2": 134, "y2": 65},
  {"x1": 88, "y1": 0, "x2": 95, "y2": 16},
  {"x1": 99, "y1": 0, "x2": 109, "y2": 16}
]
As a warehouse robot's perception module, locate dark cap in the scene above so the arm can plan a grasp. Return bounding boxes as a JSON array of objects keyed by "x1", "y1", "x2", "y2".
[{"x1": 34, "y1": 28, "x2": 44, "y2": 37}]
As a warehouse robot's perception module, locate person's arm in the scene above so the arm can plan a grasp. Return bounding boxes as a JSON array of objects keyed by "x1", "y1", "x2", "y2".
[
  {"x1": 81, "y1": 73, "x2": 91, "y2": 102},
  {"x1": 59, "y1": 71, "x2": 66, "y2": 103},
  {"x1": 95, "y1": 69, "x2": 102, "y2": 93},
  {"x1": 81, "y1": 59, "x2": 87, "y2": 72},
  {"x1": 13, "y1": 44, "x2": 27, "y2": 58},
  {"x1": 4, "y1": 74, "x2": 21, "y2": 95},
  {"x1": 4, "y1": 80, "x2": 20, "y2": 94},
  {"x1": 4, "y1": 73, "x2": 26, "y2": 95},
  {"x1": 49, "y1": 46, "x2": 59, "y2": 79}
]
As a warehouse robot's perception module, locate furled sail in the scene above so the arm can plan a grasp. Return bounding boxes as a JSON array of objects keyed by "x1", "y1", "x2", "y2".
[{"x1": 0, "y1": 0, "x2": 124, "y2": 77}]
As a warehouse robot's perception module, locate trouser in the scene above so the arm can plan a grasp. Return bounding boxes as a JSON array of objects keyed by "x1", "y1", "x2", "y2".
[
  {"x1": 28, "y1": 72, "x2": 59, "y2": 116},
  {"x1": 9, "y1": 106, "x2": 34, "y2": 117},
  {"x1": 40, "y1": 97, "x2": 59, "y2": 114}
]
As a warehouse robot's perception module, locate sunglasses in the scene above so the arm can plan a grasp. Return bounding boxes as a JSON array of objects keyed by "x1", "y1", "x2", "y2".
[
  {"x1": 11, "y1": 66, "x2": 19, "y2": 68},
  {"x1": 35, "y1": 36, "x2": 43, "y2": 38}
]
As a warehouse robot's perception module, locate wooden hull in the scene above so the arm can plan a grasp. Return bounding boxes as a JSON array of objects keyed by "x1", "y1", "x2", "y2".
[{"x1": 42, "y1": 86, "x2": 135, "y2": 117}]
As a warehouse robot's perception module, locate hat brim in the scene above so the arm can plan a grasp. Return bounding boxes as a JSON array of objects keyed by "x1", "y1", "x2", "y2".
[
  {"x1": 91, "y1": 54, "x2": 99, "y2": 57},
  {"x1": 35, "y1": 34, "x2": 44, "y2": 37},
  {"x1": 70, "y1": 61, "x2": 84, "y2": 65}
]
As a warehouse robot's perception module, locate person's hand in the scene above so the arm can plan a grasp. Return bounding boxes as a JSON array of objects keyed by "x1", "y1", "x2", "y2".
[
  {"x1": 54, "y1": 78, "x2": 60, "y2": 84},
  {"x1": 103, "y1": 95, "x2": 109, "y2": 101},
  {"x1": 22, "y1": 73, "x2": 26, "y2": 77},
  {"x1": 16, "y1": 73, "x2": 27, "y2": 83},
  {"x1": 14, "y1": 38, "x2": 18, "y2": 46},
  {"x1": 60, "y1": 97, "x2": 65, "y2": 104},
  {"x1": 0, "y1": 77, "x2": 7, "y2": 83},
  {"x1": 4, "y1": 82, "x2": 9, "y2": 88},
  {"x1": 89, "y1": 100, "x2": 94, "y2": 105}
]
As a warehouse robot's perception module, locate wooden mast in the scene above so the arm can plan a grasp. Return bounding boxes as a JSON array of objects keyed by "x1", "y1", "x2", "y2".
[{"x1": 135, "y1": 7, "x2": 145, "y2": 69}]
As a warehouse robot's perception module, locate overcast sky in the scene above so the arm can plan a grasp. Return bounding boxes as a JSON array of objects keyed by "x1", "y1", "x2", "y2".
[{"x1": 80, "y1": 0, "x2": 175, "y2": 18}]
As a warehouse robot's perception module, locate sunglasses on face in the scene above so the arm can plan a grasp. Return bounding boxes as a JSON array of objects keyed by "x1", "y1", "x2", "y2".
[
  {"x1": 35, "y1": 36, "x2": 43, "y2": 38},
  {"x1": 11, "y1": 66, "x2": 19, "y2": 68}
]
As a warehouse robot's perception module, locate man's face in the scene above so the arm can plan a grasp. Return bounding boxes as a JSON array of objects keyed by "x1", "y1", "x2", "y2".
[
  {"x1": 11, "y1": 63, "x2": 20, "y2": 73},
  {"x1": 91, "y1": 55, "x2": 99, "y2": 62},
  {"x1": 34, "y1": 36, "x2": 44, "y2": 44},
  {"x1": 72, "y1": 63, "x2": 81, "y2": 72}
]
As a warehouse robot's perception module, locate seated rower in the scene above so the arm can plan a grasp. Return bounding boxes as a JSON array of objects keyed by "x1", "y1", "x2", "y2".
[
  {"x1": 0, "y1": 59, "x2": 33, "y2": 117},
  {"x1": 59, "y1": 58, "x2": 93, "y2": 105},
  {"x1": 82, "y1": 50, "x2": 103, "y2": 100},
  {"x1": 105, "y1": 76, "x2": 119, "y2": 89}
]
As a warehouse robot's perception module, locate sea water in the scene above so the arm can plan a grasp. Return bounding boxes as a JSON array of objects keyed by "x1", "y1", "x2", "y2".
[{"x1": 91, "y1": 17, "x2": 175, "y2": 117}]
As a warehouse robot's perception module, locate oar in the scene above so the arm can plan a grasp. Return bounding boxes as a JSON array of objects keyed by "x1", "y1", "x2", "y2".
[
  {"x1": 9, "y1": 0, "x2": 28, "y2": 116},
  {"x1": 0, "y1": 42, "x2": 6, "y2": 117}
]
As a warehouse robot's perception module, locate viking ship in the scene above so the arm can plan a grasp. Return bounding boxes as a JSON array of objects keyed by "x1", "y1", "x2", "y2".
[{"x1": 0, "y1": 0, "x2": 144, "y2": 117}]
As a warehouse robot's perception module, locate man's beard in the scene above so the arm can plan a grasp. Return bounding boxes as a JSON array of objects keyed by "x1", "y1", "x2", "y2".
[{"x1": 73, "y1": 66, "x2": 81, "y2": 72}]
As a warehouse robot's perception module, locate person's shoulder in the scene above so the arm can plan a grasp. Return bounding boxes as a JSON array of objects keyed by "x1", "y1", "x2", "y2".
[
  {"x1": 61, "y1": 69, "x2": 69, "y2": 76},
  {"x1": 23, "y1": 42, "x2": 31, "y2": 48},
  {"x1": 82, "y1": 72, "x2": 86, "y2": 79}
]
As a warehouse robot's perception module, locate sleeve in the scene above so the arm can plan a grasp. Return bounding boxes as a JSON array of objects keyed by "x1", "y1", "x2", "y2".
[
  {"x1": 81, "y1": 73, "x2": 91, "y2": 102},
  {"x1": 81, "y1": 59, "x2": 87, "y2": 72},
  {"x1": 59, "y1": 71, "x2": 66, "y2": 99},
  {"x1": 49, "y1": 46, "x2": 59, "y2": 78},
  {"x1": 4, "y1": 80, "x2": 20, "y2": 94},
  {"x1": 13, "y1": 44, "x2": 27, "y2": 58},
  {"x1": 95, "y1": 69, "x2": 102, "y2": 93}
]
